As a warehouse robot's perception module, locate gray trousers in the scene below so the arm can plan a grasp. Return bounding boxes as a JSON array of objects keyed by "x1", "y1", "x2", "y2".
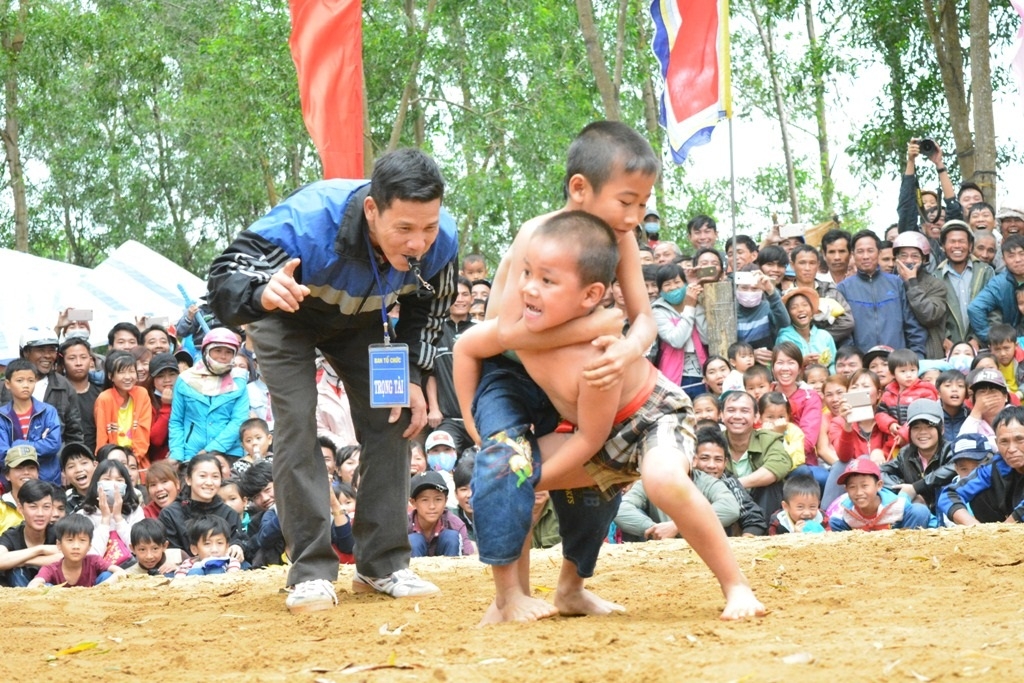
[{"x1": 250, "y1": 309, "x2": 412, "y2": 586}]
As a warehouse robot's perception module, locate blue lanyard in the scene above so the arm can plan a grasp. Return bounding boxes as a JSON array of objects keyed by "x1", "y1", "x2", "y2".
[{"x1": 364, "y1": 231, "x2": 394, "y2": 344}]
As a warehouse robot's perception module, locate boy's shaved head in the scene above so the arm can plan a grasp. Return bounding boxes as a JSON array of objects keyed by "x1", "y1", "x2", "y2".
[
  {"x1": 564, "y1": 121, "x2": 659, "y2": 198},
  {"x1": 535, "y1": 211, "x2": 619, "y2": 286}
]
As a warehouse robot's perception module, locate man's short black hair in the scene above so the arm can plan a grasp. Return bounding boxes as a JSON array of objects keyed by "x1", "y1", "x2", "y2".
[
  {"x1": 186, "y1": 515, "x2": 232, "y2": 548},
  {"x1": 369, "y1": 148, "x2": 445, "y2": 212},
  {"x1": 725, "y1": 235, "x2": 758, "y2": 253},
  {"x1": 821, "y1": 229, "x2": 851, "y2": 251},
  {"x1": 756, "y1": 245, "x2": 789, "y2": 268},
  {"x1": 968, "y1": 201, "x2": 995, "y2": 219},
  {"x1": 993, "y1": 405, "x2": 1024, "y2": 432},
  {"x1": 564, "y1": 121, "x2": 660, "y2": 199},
  {"x1": 989, "y1": 323, "x2": 1017, "y2": 347},
  {"x1": 16, "y1": 478, "x2": 53, "y2": 506},
  {"x1": 53, "y1": 514, "x2": 94, "y2": 541},
  {"x1": 48, "y1": 482, "x2": 67, "y2": 509},
  {"x1": 836, "y1": 345, "x2": 862, "y2": 363},
  {"x1": 851, "y1": 229, "x2": 881, "y2": 252},
  {"x1": 693, "y1": 247, "x2": 725, "y2": 270},
  {"x1": 142, "y1": 325, "x2": 175, "y2": 350},
  {"x1": 107, "y1": 322, "x2": 142, "y2": 347},
  {"x1": 456, "y1": 275, "x2": 472, "y2": 290},
  {"x1": 958, "y1": 181, "x2": 984, "y2": 201},
  {"x1": 641, "y1": 264, "x2": 660, "y2": 283},
  {"x1": 695, "y1": 424, "x2": 729, "y2": 453},
  {"x1": 1002, "y1": 235, "x2": 1024, "y2": 255},
  {"x1": 58, "y1": 336, "x2": 91, "y2": 357},
  {"x1": 131, "y1": 518, "x2": 168, "y2": 547},
  {"x1": 452, "y1": 450, "x2": 475, "y2": 489},
  {"x1": 240, "y1": 460, "x2": 274, "y2": 499},
  {"x1": 790, "y1": 244, "x2": 821, "y2": 265},
  {"x1": 687, "y1": 215, "x2": 717, "y2": 237},
  {"x1": 782, "y1": 474, "x2": 820, "y2": 503}
]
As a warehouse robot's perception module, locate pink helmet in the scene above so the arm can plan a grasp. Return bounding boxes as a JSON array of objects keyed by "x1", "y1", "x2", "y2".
[
  {"x1": 201, "y1": 327, "x2": 241, "y2": 351},
  {"x1": 891, "y1": 231, "x2": 931, "y2": 257}
]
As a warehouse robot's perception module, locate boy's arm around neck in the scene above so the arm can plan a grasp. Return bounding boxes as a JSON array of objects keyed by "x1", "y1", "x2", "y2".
[{"x1": 452, "y1": 321, "x2": 506, "y2": 445}]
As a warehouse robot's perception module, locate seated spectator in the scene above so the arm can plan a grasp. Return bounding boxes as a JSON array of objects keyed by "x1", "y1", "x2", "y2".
[
  {"x1": 147, "y1": 352, "x2": 180, "y2": 463},
  {"x1": 28, "y1": 514, "x2": 126, "y2": 587},
  {"x1": 770, "y1": 343, "x2": 822, "y2": 473},
  {"x1": 758, "y1": 391, "x2": 805, "y2": 471},
  {"x1": 959, "y1": 368, "x2": 1009, "y2": 439},
  {"x1": 768, "y1": 474, "x2": 829, "y2": 534},
  {"x1": 77, "y1": 459, "x2": 144, "y2": 565},
  {"x1": 702, "y1": 356, "x2": 732, "y2": 399},
  {"x1": 742, "y1": 365, "x2": 772, "y2": 404},
  {"x1": 0, "y1": 444, "x2": 41, "y2": 534},
  {"x1": 721, "y1": 391, "x2": 792, "y2": 518},
  {"x1": 940, "y1": 406, "x2": 1024, "y2": 524},
  {"x1": 936, "y1": 370, "x2": 969, "y2": 444},
  {"x1": 824, "y1": 369, "x2": 889, "y2": 508},
  {"x1": 968, "y1": 235, "x2": 1024, "y2": 344},
  {"x1": 159, "y1": 453, "x2": 245, "y2": 559},
  {"x1": 0, "y1": 479, "x2": 60, "y2": 586},
  {"x1": 838, "y1": 230, "x2": 926, "y2": 355},
  {"x1": 946, "y1": 433, "x2": 994, "y2": 489},
  {"x1": 829, "y1": 458, "x2": 930, "y2": 531},
  {"x1": 691, "y1": 425, "x2": 766, "y2": 536},
  {"x1": 450, "y1": 452, "x2": 475, "y2": 542},
  {"x1": 60, "y1": 443, "x2": 96, "y2": 514},
  {"x1": 530, "y1": 491, "x2": 561, "y2": 549},
  {"x1": 407, "y1": 471, "x2": 474, "y2": 557},
  {"x1": 142, "y1": 459, "x2": 180, "y2": 519},
  {"x1": 777, "y1": 287, "x2": 837, "y2": 372},
  {"x1": 336, "y1": 444, "x2": 360, "y2": 490},
  {"x1": 692, "y1": 394, "x2": 721, "y2": 423},
  {"x1": 93, "y1": 351, "x2": 153, "y2": 469},
  {"x1": 0, "y1": 360, "x2": 63, "y2": 485},
  {"x1": 315, "y1": 356, "x2": 357, "y2": 450},
  {"x1": 233, "y1": 417, "x2": 273, "y2": 477},
  {"x1": 735, "y1": 267, "x2": 789, "y2": 364},
  {"x1": 174, "y1": 516, "x2": 242, "y2": 578},
  {"x1": 881, "y1": 399, "x2": 955, "y2": 512},
  {"x1": 127, "y1": 517, "x2": 183, "y2": 577},
  {"x1": 329, "y1": 481, "x2": 356, "y2": 564},
  {"x1": 876, "y1": 349, "x2": 940, "y2": 439},
  {"x1": 616, "y1": 471, "x2": 739, "y2": 542}
]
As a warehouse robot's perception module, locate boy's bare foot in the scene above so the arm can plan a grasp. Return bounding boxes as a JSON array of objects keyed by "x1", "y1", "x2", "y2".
[
  {"x1": 554, "y1": 586, "x2": 625, "y2": 617},
  {"x1": 720, "y1": 584, "x2": 766, "y2": 621},
  {"x1": 478, "y1": 594, "x2": 558, "y2": 626}
]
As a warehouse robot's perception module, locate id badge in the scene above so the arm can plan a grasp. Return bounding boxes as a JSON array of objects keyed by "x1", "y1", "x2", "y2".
[{"x1": 368, "y1": 343, "x2": 410, "y2": 408}]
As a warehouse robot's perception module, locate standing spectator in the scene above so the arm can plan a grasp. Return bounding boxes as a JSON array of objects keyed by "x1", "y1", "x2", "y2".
[
  {"x1": 837, "y1": 230, "x2": 926, "y2": 355},
  {"x1": 968, "y1": 235, "x2": 1024, "y2": 344},
  {"x1": 776, "y1": 288, "x2": 837, "y2": 373},
  {"x1": 892, "y1": 232, "x2": 947, "y2": 359},
  {"x1": 936, "y1": 221, "x2": 993, "y2": 348},
  {"x1": 147, "y1": 353, "x2": 179, "y2": 463},
  {"x1": 820, "y1": 229, "x2": 852, "y2": 285},
  {"x1": 93, "y1": 351, "x2": 152, "y2": 468},
  {"x1": 652, "y1": 264, "x2": 707, "y2": 398},
  {"x1": 58, "y1": 336, "x2": 101, "y2": 451},
  {"x1": 425, "y1": 275, "x2": 475, "y2": 452},
  {"x1": 315, "y1": 358, "x2": 358, "y2": 450},
  {"x1": 687, "y1": 215, "x2": 719, "y2": 250},
  {"x1": 107, "y1": 322, "x2": 141, "y2": 351}
]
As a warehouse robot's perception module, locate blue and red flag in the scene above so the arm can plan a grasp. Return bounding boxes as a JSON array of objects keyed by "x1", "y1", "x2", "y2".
[
  {"x1": 289, "y1": 0, "x2": 364, "y2": 179},
  {"x1": 650, "y1": 0, "x2": 732, "y2": 164}
]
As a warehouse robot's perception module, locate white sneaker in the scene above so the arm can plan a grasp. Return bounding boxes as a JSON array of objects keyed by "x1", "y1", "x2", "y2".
[
  {"x1": 352, "y1": 568, "x2": 440, "y2": 598},
  {"x1": 285, "y1": 579, "x2": 338, "y2": 614}
]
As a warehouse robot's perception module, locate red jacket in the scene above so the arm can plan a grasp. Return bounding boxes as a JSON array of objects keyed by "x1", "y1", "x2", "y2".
[
  {"x1": 876, "y1": 379, "x2": 939, "y2": 435},
  {"x1": 832, "y1": 415, "x2": 888, "y2": 463}
]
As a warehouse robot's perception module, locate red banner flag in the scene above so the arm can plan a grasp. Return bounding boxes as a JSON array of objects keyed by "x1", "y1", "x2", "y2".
[{"x1": 289, "y1": 0, "x2": 364, "y2": 179}]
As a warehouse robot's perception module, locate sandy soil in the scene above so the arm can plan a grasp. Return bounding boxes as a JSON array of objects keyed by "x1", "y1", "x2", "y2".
[{"x1": 5, "y1": 525, "x2": 1023, "y2": 682}]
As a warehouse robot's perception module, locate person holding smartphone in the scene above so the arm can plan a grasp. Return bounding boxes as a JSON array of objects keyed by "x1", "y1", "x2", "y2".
[{"x1": 734, "y1": 265, "x2": 791, "y2": 366}]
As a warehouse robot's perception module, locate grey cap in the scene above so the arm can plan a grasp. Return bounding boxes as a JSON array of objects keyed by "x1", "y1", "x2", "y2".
[{"x1": 906, "y1": 399, "x2": 943, "y2": 427}]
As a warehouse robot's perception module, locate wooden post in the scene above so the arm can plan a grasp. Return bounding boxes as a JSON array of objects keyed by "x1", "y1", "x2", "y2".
[{"x1": 703, "y1": 281, "x2": 736, "y2": 360}]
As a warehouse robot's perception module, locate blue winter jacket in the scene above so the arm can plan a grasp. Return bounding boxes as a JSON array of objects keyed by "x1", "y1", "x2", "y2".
[
  {"x1": 0, "y1": 399, "x2": 63, "y2": 484},
  {"x1": 966, "y1": 268, "x2": 1022, "y2": 344},
  {"x1": 837, "y1": 268, "x2": 926, "y2": 355},
  {"x1": 168, "y1": 375, "x2": 250, "y2": 461}
]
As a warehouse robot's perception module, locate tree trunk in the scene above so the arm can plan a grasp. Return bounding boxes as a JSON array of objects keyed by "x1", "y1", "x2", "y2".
[
  {"x1": 922, "y1": 0, "x2": 974, "y2": 180},
  {"x1": 1, "y1": 2, "x2": 28, "y2": 252},
  {"x1": 749, "y1": 0, "x2": 799, "y2": 221},
  {"x1": 804, "y1": 0, "x2": 833, "y2": 215},
  {"x1": 387, "y1": 0, "x2": 438, "y2": 152},
  {"x1": 575, "y1": 0, "x2": 621, "y2": 120},
  {"x1": 969, "y1": 0, "x2": 996, "y2": 199}
]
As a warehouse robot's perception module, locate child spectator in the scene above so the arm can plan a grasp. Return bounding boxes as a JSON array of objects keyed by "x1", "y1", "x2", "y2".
[
  {"x1": 0, "y1": 443, "x2": 41, "y2": 534},
  {"x1": 768, "y1": 474, "x2": 829, "y2": 534},
  {"x1": 0, "y1": 479, "x2": 60, "y2": 586},
  {"x1": 702, "y1": 356, "x2": 732, "y2": 399},
  {"x1": 652, "y1": 263, "x2": 708, "y2": 399},
  {"x1": 77, "y1": 459, "x2": 144, "y2": 566},
  {"x1": 147, "y1": 352, "x2": 180, "y2": 463},
  {"x1": 692, "y1": 394, "x2": 721, "y2": 423},
  {"x1": 880, "y1": 399, "x2": 955, "y2": 512},
  {"x1": 219, "y1": 479, "x2": 248, "y2": 525},
  {"x1": 49, "y1": 484, "x2": 67, "y2": 521},
  {"x1": 824, "y1": 369, "x2": 890, "y2": 508},
  {"x1": 816, "y1": 373, "x2": 849, "y2": 465},
  {"x1": 462, "y1": 253, "x2": 488, "y2": 283},
  {"x1": 174, "y1": 516, "x2": 242, "y2": 577},
  {"x1": 863, "y1": 345, "x2": 894, "y2": 387},
  {"x1": 691, "y1": 425, "x2": 767, "y2": 537},
  {"x1": 329, "y1": 481, "x2": 356, "y2": 564},
  {"x1": 335, "y1": 444, "x2": 360, "y2": 490},
  {"x1": 721, "y1": 342, "x2": 755, "y2": 395},
  {"x1": 0, "y1": 359, "x2": 62, "y2": 485},
  {"x1": 159, "y1": 453, "x2": 245, "y2": 560},
  {"x1": 940, "y1": 406, "x2": 1024, "y2": 524},
  {"x1": 232, "y1": 417, "x2": 272, "y2": 477},
  {"x1": 988, "y1": 323, "x2": 1024, "y2": 399},
  {"x1": 742, "y1": 365, "x2": 773, "y2": 403},
  {"x1": 936, "y1": 370, "x2": 969, "y2": 444},
  {"x1": 758, "y1": 392, "x2": 805, "y2": 471},
  {"x1": 93, "y1": 351, "x2": 153, "y2": 468},
  {"x1": 876, "y1": 349, "x2": 940, "y2": 440},
  {"x1": 959, "y1": 368, "x2": 1009, "y2": 439},
  {"x1": 142, "y1": 459, "x2": 181, "y2": 519},
  {"x1": 947, "y1": 432, "x2": 993, "y2": 483},
  {"x1": 60, "y1": 442, "x2": 97, "y2": 514},
  {"x1": 804, "y1": 364, "x2": 828, "y2": 396},
  {"x1": 127, "y1": 518, "x2": 183, "y2": 576},
  {"x1": 407, "y1": 471, "x2": 474, "y2": 557},
  {"x1": 408, "y1": 440, "x2": 427, "y2": 476},
  {"x1": 168, "y1": 328, "x2": 249, "y2": 462},
  {"x1": 425, "y1": 429, "x2": 459, "y2": 506},
  {"x1": 28, "y1": 514, "x2": 126, "y2": 587},
  {"x1": 829, "y1": 458, "x2": 931, "y2": 531},
  {"x1": 451, "y1": 451, "x2": 475, "y2": 541}
]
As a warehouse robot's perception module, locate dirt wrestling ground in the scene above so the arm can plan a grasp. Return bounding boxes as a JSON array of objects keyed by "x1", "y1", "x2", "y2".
[{"x1": 4, "y1": 524, "x2": 1023, "y2": 682}]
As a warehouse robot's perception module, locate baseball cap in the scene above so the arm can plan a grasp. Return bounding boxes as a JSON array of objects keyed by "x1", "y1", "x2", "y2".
[
  {"x1": 862, "y1": 345, "x2": 894, "y2": 368},
  {"x1": 59, "y1": 442, "x2": 95, "y2": 470},
  {"x1": 906, "y1": 399, "x2": 943, "y2": 427},
  {"x1": 968, "y1": 367, "x2": 1008, "y2": 393},
  {"x1": 5, "y1": 442, "x2": 39, "y2": 469},
  {"x1": 949, "y1": 433, "x2": 994, "y2": 463},
  {"x1": 149, "y1": 352, "x2": 179, "y2": 377},
  {"x1": 174, "y1": 349, "x2": 195, "y2": 368},
  {"x1": 837, "y1": 457, "x2": 881, "y2": 486},
  {"x1": 643, "y1": 208, "x2": 660, "y2": 221},
  {"x1": 410, "y1": 470, "x2": 448, "y2": 498},
  {"x1": 997, "y1": 205, "x2": 1024, "y2": 221},
  {"x1": 19, "y1": 325, "x2": 59, "y2": 350},
  {"x1": 425, "y1": 430, "x2": 457, "y2": 452}
]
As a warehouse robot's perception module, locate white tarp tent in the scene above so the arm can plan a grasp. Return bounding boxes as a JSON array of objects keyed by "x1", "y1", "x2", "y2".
[{"x1": 0, "y1": 240, "x2": 208, "y2": 359}]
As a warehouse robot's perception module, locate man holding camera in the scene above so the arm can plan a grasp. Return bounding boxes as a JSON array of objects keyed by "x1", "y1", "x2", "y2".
[{"x1": 897, "y1": 138, "x2": 963, "y2": 263}]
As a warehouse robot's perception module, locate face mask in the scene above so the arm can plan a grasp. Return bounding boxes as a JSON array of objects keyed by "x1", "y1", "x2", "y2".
[
  {"x1": 662, "y1": 288, "x2": 686, "y2": 306},
  {"x1": 203, "y1": 351, "x2": 234, "y2": 376},
  {"x1": 428, "y1": 451, "x2": 457, "y2": 472},
  {"x1": 644, "y1": 222, "x2": 660, "y2": 235},
  {"x1": 736, "y1": 290, "x2": 763, "y2": 308},
  {"x1": 949, "y1": 355, "x2": 972, "y2": 374}
]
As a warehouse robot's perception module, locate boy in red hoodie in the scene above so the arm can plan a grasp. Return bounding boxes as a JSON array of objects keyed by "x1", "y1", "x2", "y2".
[{"x1": 876, "y1": 349, "x2": 938, "y2": 443}]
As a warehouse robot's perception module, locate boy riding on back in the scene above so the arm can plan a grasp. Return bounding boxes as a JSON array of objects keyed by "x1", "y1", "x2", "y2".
[{"x1": 455, "y1": 211, "x2": 764, "y2": 621}]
